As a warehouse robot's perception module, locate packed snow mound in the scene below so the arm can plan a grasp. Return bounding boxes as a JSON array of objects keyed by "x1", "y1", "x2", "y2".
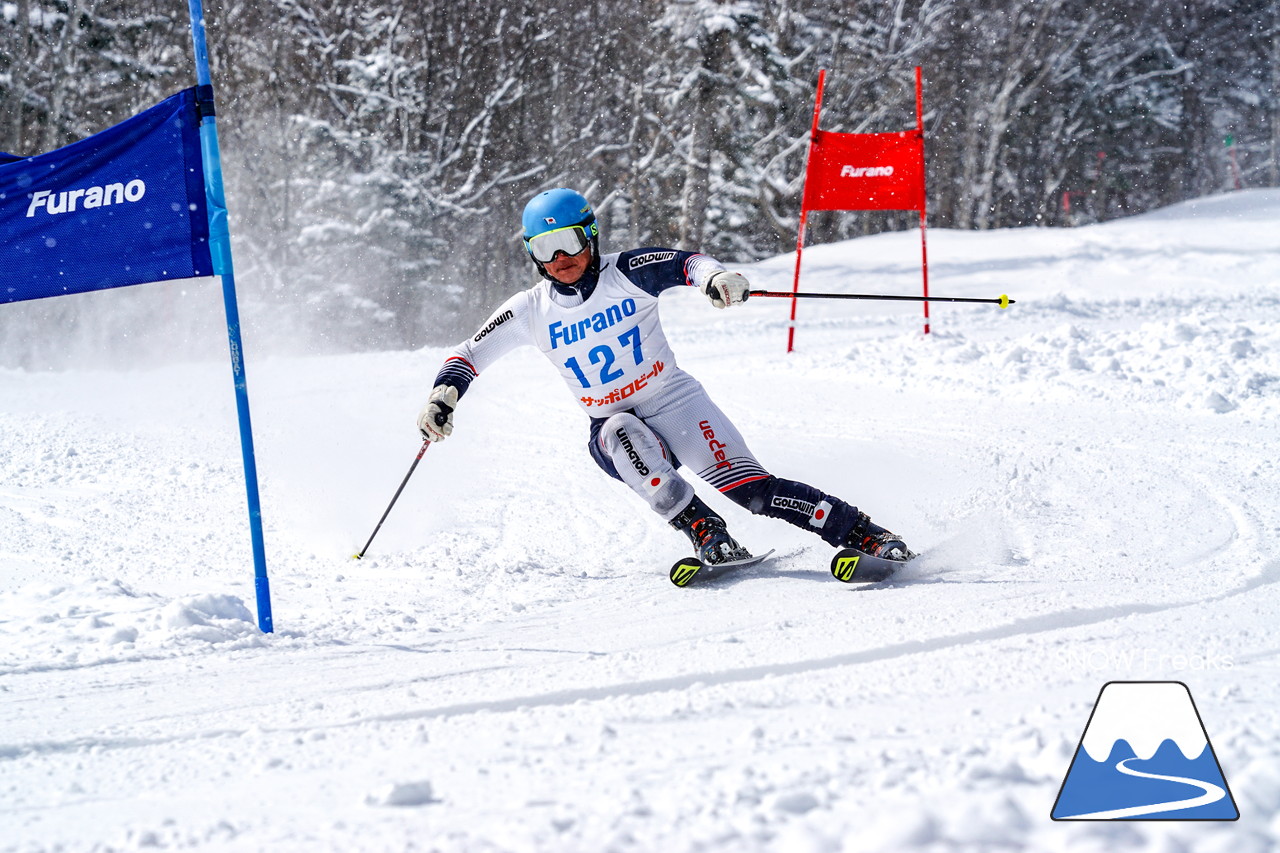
[
  {"x1": 0, "y1": 579, "x2": 264, "y2": 674},
  {"x1": 857, "y1": 312, "x2": 1278, "y2": 417},
  {"x1": 1126, "y1": 187, "x2": 1280, "y2": 221}
]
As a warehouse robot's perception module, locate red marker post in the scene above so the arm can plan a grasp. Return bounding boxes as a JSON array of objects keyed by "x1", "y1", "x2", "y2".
[{"x1": 1226, "y1": 135, "x2": 1243, "y2": 191}]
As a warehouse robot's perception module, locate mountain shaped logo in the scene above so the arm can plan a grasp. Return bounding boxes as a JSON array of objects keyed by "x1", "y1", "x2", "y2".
[{"x1": 1052, "y1": 681, "x2": 1238, "y2": 820}]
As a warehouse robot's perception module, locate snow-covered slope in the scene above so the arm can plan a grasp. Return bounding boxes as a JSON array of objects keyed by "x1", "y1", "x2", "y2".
[{"x1": 3, "y1": 191, "x2": 1279, "y2": 852}]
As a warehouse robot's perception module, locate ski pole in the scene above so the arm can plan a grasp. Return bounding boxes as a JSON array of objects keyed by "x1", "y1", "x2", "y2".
[
  {"x1": 353, "y1": 439, "x2": 431, "y2": 560},
  {"x1": 749, "y1": 290, "x2": 1014, "y2": 308}
]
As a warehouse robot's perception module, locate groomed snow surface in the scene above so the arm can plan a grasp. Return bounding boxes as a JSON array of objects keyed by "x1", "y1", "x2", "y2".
[{"x1": 3, "y1": 191, "x2": 1280, "y2": 852}]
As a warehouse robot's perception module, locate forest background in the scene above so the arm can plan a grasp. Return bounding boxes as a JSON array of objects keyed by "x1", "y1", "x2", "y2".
[{"x1": 2, "y1": 0, "x2": 1278, "y2": 364}]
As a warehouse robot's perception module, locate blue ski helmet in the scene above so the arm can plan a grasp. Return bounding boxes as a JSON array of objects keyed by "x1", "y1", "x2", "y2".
[{"x1": 521, "y1": 188, "x2": 600, "y2": 282}]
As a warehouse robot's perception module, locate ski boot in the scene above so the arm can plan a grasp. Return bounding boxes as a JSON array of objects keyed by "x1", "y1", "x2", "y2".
[
  {"x1": 830, "y1": 512, "x2": 914, "y2": 583},
  {"x1": 670, "y1": 496, "x2": 751, "y2": 565},
  {"x1": 843, "y1": 511, "x2": 914, "y2": 561}
]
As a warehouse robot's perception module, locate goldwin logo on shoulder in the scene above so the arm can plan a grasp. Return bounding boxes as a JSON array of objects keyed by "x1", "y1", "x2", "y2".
[
  {"x1": 26, "y1": 179, "x2": 148, "y2": 217},
  {"x1": 629, "y1": 251, "x2": 676, "y2": 270}
]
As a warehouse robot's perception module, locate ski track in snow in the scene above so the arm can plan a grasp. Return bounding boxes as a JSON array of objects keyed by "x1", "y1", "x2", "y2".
[{"x1": 3, "y1": 191, "x2": 1280, "y2": 852}]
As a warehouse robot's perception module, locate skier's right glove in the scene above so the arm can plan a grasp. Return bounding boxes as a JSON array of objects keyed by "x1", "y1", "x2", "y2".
[{"x1": 417, "y1": 384, "x2": 458, "y2": 442}]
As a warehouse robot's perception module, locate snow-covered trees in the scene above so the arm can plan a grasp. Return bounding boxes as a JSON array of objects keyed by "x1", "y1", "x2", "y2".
[{"x1": 2, "y1": 0, "x2": 1277, "y2": 357}]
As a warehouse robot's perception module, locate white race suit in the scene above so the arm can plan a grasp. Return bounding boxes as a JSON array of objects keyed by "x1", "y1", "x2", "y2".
[{"x1": 431, "y1": 248, "x2": 868, "y2": 544}]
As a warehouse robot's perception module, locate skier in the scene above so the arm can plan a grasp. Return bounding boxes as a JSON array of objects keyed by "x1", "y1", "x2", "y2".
[{"x1": 418, "y1": 188, "x2": 911, "y2": 570}]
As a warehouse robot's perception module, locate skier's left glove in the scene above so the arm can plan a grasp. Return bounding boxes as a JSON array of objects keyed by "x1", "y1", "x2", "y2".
[
  {"x1": 417, "y1": 384, "x2": 458, "y2": 442},
  {"x1": 701, "y1": 270, "x2": 750, "y2": 309}
]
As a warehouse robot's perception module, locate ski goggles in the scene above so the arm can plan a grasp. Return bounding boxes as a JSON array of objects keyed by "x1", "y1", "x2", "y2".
[{"x1": 524, "y1": 224, "x2": 591, "y2": 264}]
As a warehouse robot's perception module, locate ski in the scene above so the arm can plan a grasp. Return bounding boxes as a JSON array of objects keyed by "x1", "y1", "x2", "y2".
[
  {"x1": 669, "y1": 550, "x2": 776, "y2": 587},
  {"x1": 829, "y1": 547, "x2": 912, "y2": 583},
  {"x1": 668, "y1": 546, "x2": 910, "y2": 587}
]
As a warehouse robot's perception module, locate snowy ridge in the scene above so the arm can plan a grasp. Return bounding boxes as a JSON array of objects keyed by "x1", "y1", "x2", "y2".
[{"x1": 2, "y1": 191, "x2": 1279, "y2": 852}]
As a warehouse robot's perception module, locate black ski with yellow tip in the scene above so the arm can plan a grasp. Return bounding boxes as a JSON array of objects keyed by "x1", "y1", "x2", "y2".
[
  {"x1": 829, "y1": 547, "x2": 912, "y2": 583},
  {"x1": 668, "y1": 550, "x2": 776, "y2": 587}
]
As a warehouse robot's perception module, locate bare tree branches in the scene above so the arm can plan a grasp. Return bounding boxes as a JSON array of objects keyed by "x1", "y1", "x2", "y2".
[{"x1": 1, "y1": 0, "x2": 1274, "y2": 357}]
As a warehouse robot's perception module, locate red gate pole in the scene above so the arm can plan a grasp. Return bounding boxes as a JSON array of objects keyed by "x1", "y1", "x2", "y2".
[
  {"x1": 915, "y1": 66, "x2": 931, "y2": 336},
  {"x1": 788, "y1": 69, "x2": 826, "y2": 353},
  {"x1": 788, "y1": 210, "x2": 808, "y2": 353}
]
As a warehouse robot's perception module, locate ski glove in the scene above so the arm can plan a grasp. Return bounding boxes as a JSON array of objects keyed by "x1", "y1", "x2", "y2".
[
  {"x1": 701, "y1": 270, "x2": 750, "y2": 309},
  {"x1": 417, "y1": 384, "x2": 458, "y2": 442}
]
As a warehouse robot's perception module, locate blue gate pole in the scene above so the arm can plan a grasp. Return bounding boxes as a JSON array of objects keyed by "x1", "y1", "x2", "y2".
[{"x1": 187, "y1": 0, "x2": 273, "y2": 633}]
